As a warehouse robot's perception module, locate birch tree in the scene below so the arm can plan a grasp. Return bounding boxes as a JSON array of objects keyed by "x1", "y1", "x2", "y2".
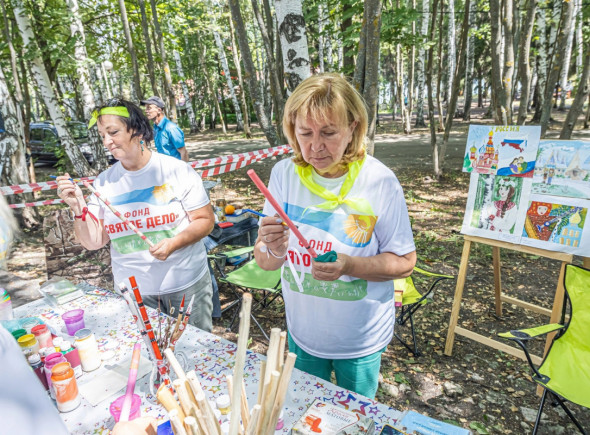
[
  {"x1": 117, "y1": 0, "x2": 142, "y2": 101},
  {"x1": 275, "y1": 0, "x2": 311, "y2": 94},
  {"x1": 446, "y1": 0, "x2": 457, "y2": 104},
  {"x1": 557, "y1": 1, "x2": 576, "y2": 111},
  {"x1": 196, "y1": 42, "x2": 226, "y2": 134},
  {"x1": 228, "y1": 15, "x2": 252, "y2": 138},
  {"x1": 228, "y1": 0, "x2": 279, "y2": 146},
  {"x1": 415, "y1": 0, "x2": 429, "y2": 127},
  {"x1": 515, "y1": 0, "x2": 537, "y2": 125},
  {"x1": 462, "y1": 3, "x2": 475, "y2": 120},
  {"x1": 138, "y1": 0, "x2": 159, "y2": 97},
  {"x1": 213, "y1": 30, "x2": 245, "y2": 132},
  {"x1": 353, "y1": 0, "x2": 382, "y2": 155},
  {"x1": 12, "y1": 0, "x2": 94, "y2": 176},
  {"x1": 489, "y1": 0, "x2": 508, "y2": 124},
  {"x1": 560, "y1": 44, "x2": 590, "y2": 139},
  {"x1": 532, "y1": 5, "x2": 547, "y2": 122},
  {"x1": 171, "y1": 36, "x2": 198, "y2": 133}
]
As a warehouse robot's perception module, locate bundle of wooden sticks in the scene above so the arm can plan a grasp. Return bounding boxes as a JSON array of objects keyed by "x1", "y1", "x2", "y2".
[
  {"x1": 159, "y1": 293, "x2": 297, "y2": 435},
  {"x1": 157, "y1": 294, "x2": 194, "y2": 352}
]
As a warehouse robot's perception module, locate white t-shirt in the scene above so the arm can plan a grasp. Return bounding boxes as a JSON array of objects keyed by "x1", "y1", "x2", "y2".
[
  {"x1": 88, "y1": 152, "x2": 210, "y2": 295},
  {"x1": 263, "y1": 156, "x2": 415, "y2": 359}
]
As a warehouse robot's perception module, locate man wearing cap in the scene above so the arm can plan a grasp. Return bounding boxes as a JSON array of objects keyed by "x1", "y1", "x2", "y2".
[{"x1": 141, "y1": 96, "x2": 189, "y2": 162}]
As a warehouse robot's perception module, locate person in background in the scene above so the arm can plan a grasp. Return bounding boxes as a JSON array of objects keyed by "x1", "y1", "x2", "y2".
[
  {"x1": 254, "y1": 73, "x2": 416, "y2": 399},
  {"x1": 56, "y1": 99, "x2": 215, "y2": 331},
  {"x1": 141, "y1": 96, "x2": 189, "y2": 162}
]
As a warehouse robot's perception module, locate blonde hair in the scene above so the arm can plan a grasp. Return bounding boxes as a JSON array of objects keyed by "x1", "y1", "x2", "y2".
[{"x1": 282, "y1": 73, "x2": 368, "y2": 168}]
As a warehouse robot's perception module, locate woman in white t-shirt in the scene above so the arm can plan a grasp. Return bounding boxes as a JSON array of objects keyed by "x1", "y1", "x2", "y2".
[
  {"x1": 56, "y1": 99, "x2": 215, "y2": 331},
  {"x1": 254, "y1": 74, "x2": 416, "y2": 398}
]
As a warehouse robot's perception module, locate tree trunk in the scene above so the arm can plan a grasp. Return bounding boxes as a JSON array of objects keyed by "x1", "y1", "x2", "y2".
[
  {"x1": 340, "y1": 1, "x2": 355, "y2": 75},
  {"x1": 415, "y1": 0, "x2": 429, "y2": 127},
  {"x1": 540, "y1": 0, "x2": 575, "y2": 136},
  {"x1": 503, "y1": 0, "x2": 515, "y2": 122},
  {"x1": 275, "y1": 0, "x2": 311, "y2": 94},
  {"x1": 408, "y1": 0, "x2": 416, "y2": 122},
  {"x1": 318, "y1": 4, "x2": 325, "y2": 73},
  {"x1": 149, "y1": 0, "x2": 177, "y2": 122},
  {"x1": 516, "y1": 0, "x2": 537, "y2": 125},
  {"x1": 557, "y1": 1, "x2": 575, "y2": 111},
  {"x1": 426, "y1": 0, "x2": 441, "y2": 177},
  {"x1": 462, "y1": 2, "x2": 475, "y2": 121},
  {"x1": 228, "y1": 15, "x2": 252, "y2": 137},
  {"x1": 138, "y1": 0, "x2": 159, "y2": 97},
  {"x1": 117, "y1": 0, "x2": 142, "y2": 101},
  {"x1": 197, "y1": 43, "x2": 226, "y2": 135},
  {"x1": 213, "y1": 30, "x2": 245, "y2": 132},
  {"x1": 575, "y1": 0, "x2": 583, "y2": 75},
  {"x1": 559, "y1": 44, "x2": 590, "y2": 138},
  {"x1": 584, "y1": 93, "x2": 590, "y2": 129},
  {"x1": 12, "y1": 0, "x2": 94, "y2": 176},
  {"x1": 172, "y1": 46, "x2": 198, "y2": 133},
  {"x1": 352, "y1": 0, "x2": 382, "y2": 155},
  {"x1": 446, "y1": 0, "x2": 457, "y2": 105},
  {"x1": 489, "y1": 0, "x2": 508, "y2": 124},
  {"x1": 435, "y1": 1, "x2": 445, "y2": 131},
  {"x1": 228, "y1": 0, "x2": 279, "y2": 146},
  {"x1": 396, "y1": 44, "x2": 410, "y2": 134},
  {"x1": 532, "y1": 6, "x2": 547, "y2": 122}
]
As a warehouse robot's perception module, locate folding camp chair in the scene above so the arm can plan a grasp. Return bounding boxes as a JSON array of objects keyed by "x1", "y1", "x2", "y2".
[
  {"x1": 498, "y1": 264, "x2": 590, "y2": 434},
  {"x1": 393, "y1": 266, "x2": 454, "y2": 356},
  {"x1": 210, "y1": 247, "x2": 282, "y2": 341}
]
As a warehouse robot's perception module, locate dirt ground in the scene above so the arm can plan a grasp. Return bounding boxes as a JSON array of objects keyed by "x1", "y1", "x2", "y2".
[{"x1": 5, "y1": 106, "x2": 590, "y2": 434}]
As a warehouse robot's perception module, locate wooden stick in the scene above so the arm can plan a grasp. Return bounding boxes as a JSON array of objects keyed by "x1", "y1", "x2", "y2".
[
  {"x1": 157, "y1": 384, "x2": 185, "y2": 422},
  {"x1": 229, "y1": 293, "x2": 252, "y2": 435},
  {"x1": 266, "y1": 353, "x2": 297, "y2": 435},
  {"x1": 256, "y1": 370, "x2": 280, "y2": 434},
  {"x1": 277, "y1": 331, "x2": 287, "y2": 370},
  {"x1": 186, "y1": 371, "x2": 221, "y2": 434},
  {"x1": 169, "y1": 409, "x2": 188, "y2": 435},
  {"x1": 165, "y1": 347, "x2": 187, "y2": 380},
  {"x1": 240, "y1": 379, "x2": 250, "y2": 431},
  {"x1": 195, "y1": 390, "x2": 220, "y2": 435},
  {"x1": 174, "y1": 379, "x2": 194, "y2": 419},
  {"x1": 189, "y1": 403, "x2": 209, "y2": 435},
  {"x1": 185, "y1": 416, "x2": 202, "y2": 435},
  {"x1": 256, "y1": 360, "x2": 266, "y2": 406},
  {"x1": 245, "y1": 405, "x2": 261, "y2": 435},
  {"x1": 258, "y1": 328, "x2": 281, "y2": 409}
]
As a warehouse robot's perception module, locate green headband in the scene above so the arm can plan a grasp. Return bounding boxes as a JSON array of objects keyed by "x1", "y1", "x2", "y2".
[{"x1": 88, "y1": 107, "x2": 130, "y2": 128}]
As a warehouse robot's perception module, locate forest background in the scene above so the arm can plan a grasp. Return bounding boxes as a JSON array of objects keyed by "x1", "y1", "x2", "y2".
[{"x1": 1, "y1": 0, "x2": 590, "y2": 433}]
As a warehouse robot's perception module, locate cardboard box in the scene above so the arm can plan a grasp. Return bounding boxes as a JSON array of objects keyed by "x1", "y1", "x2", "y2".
[{"x1": 291, "y1": 399, "x2": 375, "y2": 434}]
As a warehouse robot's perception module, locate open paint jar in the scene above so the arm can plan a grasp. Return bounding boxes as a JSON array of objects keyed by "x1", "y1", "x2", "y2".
[
  {"x1": 62, "y1": 309, "x2": 85, "y2": 336},
  {"x1": 109, "y1": 394, "x2": 141, "y2": 422}
]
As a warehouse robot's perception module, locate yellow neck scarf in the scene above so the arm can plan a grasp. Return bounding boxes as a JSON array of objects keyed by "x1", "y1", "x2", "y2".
[{"x1": 294, "y1": 158, "x2": 374, "y2": 215}]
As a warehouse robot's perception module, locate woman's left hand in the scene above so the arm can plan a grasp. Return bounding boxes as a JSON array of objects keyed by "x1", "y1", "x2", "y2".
[
  {"x1": 149, "y1": 238, "x2": 175, "y2": 261},
  {"x1": 311, "y1": 253, "x2": 351, "y2": 281}
]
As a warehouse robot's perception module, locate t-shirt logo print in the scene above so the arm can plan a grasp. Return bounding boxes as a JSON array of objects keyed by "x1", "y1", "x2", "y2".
[{"x1": 343, "y1": 215, "x2": 377, "y2": 245}]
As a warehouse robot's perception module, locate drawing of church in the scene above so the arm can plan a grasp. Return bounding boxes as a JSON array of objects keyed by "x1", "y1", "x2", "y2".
[{"x1": 470, "y1": 130, "x2": 499, "y2": 174}]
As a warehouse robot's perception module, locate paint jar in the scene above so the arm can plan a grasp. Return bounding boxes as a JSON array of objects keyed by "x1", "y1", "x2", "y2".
[
  {"x1": 18, "y1": 334, "x2": 40, "y2": 357},
  {"x1": 220, "y1": 421, "x2": 230, "y2": 435},
  {"x1": 51, "y1": 362, "x2": 81, "y2": 412},
  {"x1": 216, "y1": 394, "x2": 231, "y2": 415},
  {"x1": 61, "y1": 341, "x2": 83, "y2": 378},
  {"x1": 11, "y1": 328, "x2": 27, "y2": 341},
  {"x1": 62, "y1": 309, "x2": 85, "y2": 336},
  {"x1": 39, "y1": 347, "x2": 57, "y2": 363},
  {"x1": 276, "y1": 409, "x2": 285, "y2": 430},
  {"x1": 28, "y1": 354, "x2": 49, "y2": 391},
  {"x1": 52, "y1": 336, "x2": 64, "y2": 352},
  {"x1": 74, "y1": 328, "x2": 101, "y2": 372},
  {"x1": 31, "y1": 324, "x2": 53, "y2": 349},
  {"x1": 109, "y1": 394, "x2": 142, "y2": 422},
  {"x1": 44, "y1": 352, "x2": 67, "y2": 399},
  {"x1": 22, "y1": 318, "x2": 40, "y2": 334}
]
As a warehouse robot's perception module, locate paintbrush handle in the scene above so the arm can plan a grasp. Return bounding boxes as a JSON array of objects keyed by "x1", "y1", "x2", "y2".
[{"x1": 119, "y1": 342, "x2": 142, "y2": 422}]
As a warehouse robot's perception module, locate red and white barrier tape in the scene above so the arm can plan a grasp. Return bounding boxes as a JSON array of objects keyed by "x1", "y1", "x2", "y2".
[{"x1": 7, "y1": 145, "x2": 292, "y2": 208}]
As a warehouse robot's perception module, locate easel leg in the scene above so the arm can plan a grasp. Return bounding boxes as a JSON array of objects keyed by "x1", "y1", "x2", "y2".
[
  {"x1": 583, "y1": 257, "x2": 590, "y2": 269},
  {"x1": 444, "y1": 239, "x2": 472, "y2": 356},
  {"x1": 493, "y1": 247, "x2": 502, "y2": 316}
]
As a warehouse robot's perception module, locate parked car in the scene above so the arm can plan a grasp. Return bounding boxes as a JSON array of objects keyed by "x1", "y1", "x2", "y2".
[{"x1": 28, "y1": 121, "x2": 114, "y2": 165}]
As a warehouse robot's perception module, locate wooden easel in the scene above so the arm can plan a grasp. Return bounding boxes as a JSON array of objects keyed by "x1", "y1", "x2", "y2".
[{"x1": 444, "y1": 234, "x2": 582, "y2": 366}]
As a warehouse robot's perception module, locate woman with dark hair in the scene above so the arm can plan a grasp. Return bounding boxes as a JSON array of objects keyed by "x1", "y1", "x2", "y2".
[
  {"x1": 56, "y1": 99, "x2": 215, "y2": 331},
  {"x1": 485, "y1": 177, "x2": 518, "y2": 233}
]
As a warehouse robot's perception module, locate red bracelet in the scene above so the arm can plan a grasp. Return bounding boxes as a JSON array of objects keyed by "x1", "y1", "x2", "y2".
[{"x1": 74, "y1": 207, "x2": 98, "y2": 223}]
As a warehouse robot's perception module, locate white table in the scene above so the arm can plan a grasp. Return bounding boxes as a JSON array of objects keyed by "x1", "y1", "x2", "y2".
[{"x1": 14, "y1": 287, "x2": 403, "y2": 434}]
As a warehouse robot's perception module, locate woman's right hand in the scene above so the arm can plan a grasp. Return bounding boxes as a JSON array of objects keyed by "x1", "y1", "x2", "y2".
[
  {"x1": 259, "y1": 215, "x2": 289, "y2": 255},
  {"x1": 56, "y1": 173, "x2": 85, "y2": 212}
]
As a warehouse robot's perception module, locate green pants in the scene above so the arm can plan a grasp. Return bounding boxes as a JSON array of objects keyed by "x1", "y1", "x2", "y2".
[{"x1": 288, "y1": 333, "x2": 385, "y2": 399}]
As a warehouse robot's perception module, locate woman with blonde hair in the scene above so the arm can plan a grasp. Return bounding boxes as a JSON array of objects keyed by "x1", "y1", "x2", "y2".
[{"x1": 254, "y1": 73, "x2": 416, "y2": 398}]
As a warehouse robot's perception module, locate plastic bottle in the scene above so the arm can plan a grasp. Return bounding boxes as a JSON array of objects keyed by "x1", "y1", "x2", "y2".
[
  {"x1": 61, "y1": 341, "x2": 82, "y2": 378},
  {"x1": 17, "y1": 334, "x2": 40, "y2": 357},
  {"x1": 28, "y1": 354, "x2": 49, "y2": 391},
  {"x1": 31, "y1": 324, "x2": 54, "y2": 349},
  {"x1": 276, "y1": 409, "x2": 285, "y2": 430},
  {"x1": 0, "y1": 288, "x2": 13, "y2": 320},
  {"x1": 51, "y1": 362, "x2": 81, "y2": 412},
  {"x1": 44, "y1": 352, "x2": 67, "y2": 400},
  {"x1": 52, "y1": 336, "x2": 64, "y2": 352},
  {"x1": 216, "y1": 394, "x2": 231, "y2": 415},
  {"x1": 74, "y1": 328, "x2": 101, "y2": 372}
]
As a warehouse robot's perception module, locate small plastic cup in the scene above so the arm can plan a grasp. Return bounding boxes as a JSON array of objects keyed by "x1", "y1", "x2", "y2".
[
  {"x1": 62, "y1": 309, "x2": 85, "y2": 336},
  {"x1": 109, "y1": 394, "x2": 141, "y2": 422}
]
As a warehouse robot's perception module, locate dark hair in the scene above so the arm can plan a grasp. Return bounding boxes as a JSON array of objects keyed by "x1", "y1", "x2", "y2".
[{"x1": 93, "y1": 98, "x2": 154, "y2": 143}]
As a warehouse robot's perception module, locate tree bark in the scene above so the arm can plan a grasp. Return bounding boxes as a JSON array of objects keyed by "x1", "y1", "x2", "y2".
[
  {"x1": 197, "y1": 43, "x2": 226, "y2": 134},
  {"x1": 172, "y1": 44, "x2": 198, "y2": 134},
  {"x1": 12, "y1": 0, "x2": 95, "y2": 176},
  {"x1": 446, "y1": 0, "x2": 457, "y2": 105},
  {"x1": 138, "y1": 0, "x2": 159, "y2": 97},
  {"x1": 408, "y1": 0, "x2": 416, "y2": 121},
  {"x1": 540, "y1": 0, "x2": 575, "y2": 136},
  {"x1": 352, "y1": 0, "x2": 382, "y2": 155},
  {"x1": 516, "y1": 0, "x2": 537, "y2": 125},
  {"x1": 228, "y1": 15, "x2": 252, "y2": 137},
  {"x1": 435, "y1": 1, "x2": 445, "y2": 131},
  {"x1": 489, "y1": 0, "x2": 508, "y2": 124},
  {"x1": 149, "y1": 0, "x2": 177, "y2": 122},
  {"x1": 559, "y1": 43, "x2": 590, "y2": 138},
  {"x1": 318, "y1": 4, "x2": 325, "y2": 73},
  {"x1": 117, "y1": 0, "x2": 142, "y2": 101},
  {"x1": 340, "y1": 1, "x2": 355, "y2": 74},
  {"x1": 228, "y1": 0, "x2": 279, "y2": 146},
  {"x1": 462, "y1": 3, "x2": 475, "y2": 120},
  {"x1": 532, "y1": 6, "x2": 547, "y2": 122},
  {"x1": 415, "y1": 0, "x2": 429, "y2": 127},
  {"x1": 426, "y1": 0, "x2": 441, "y2": 177},
  {"x1": 557, "y1": 0, "x2": 575, "y2": 111}
]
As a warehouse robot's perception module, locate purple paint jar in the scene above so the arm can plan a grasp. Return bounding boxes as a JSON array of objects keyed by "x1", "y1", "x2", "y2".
[{"x1": 62, "y1": 309, "x2": 85, "y2": 336}]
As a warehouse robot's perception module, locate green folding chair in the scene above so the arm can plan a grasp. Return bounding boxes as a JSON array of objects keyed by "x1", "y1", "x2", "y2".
[
  {"x1": 498, "y1": 264, "x2": 590, "y2": 434},
  {"x1": 394, "y1": 266, "x2": 454, "y2": 356},
  {"x1": 211, "y1": 247, "x2": 282, "y2": 341}
]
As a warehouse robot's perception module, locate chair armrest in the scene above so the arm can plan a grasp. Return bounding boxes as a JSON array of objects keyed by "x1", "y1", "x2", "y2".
[
  {"x1": 413, "y1": 266, "x2": 454, "y2": 279},
  {"x1": 498, "y1": 323, "x2": 565, "y2": 341}
]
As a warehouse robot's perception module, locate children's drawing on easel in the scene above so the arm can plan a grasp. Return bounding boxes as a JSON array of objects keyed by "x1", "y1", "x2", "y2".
[
  {"x1": 462, "y1": 125, "x2": 541, "y2": 177},
  {"x1": 531, "y1": 140, "x2": 590, "y2": 199},
  {"x1": 521, "y1": 197, "x2": 588, "y2": 252},
  {"x1": 470, "y1": 175, "x2": 524, "y2": 233}
]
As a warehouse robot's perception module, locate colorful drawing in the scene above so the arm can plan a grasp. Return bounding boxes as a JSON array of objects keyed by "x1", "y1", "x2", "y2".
[
  {"x1": 463, "y1": 125, "x2": 541, "y2": 177},
  {"x1": 470, "y1": 175, "x2": 524, "y2": 234},
  {"x1": 523, "y1": 201, "x2": 587, "y2": 248},
  {"x1": 531, "y1": 140, "x2": 590, "y2": 199}
]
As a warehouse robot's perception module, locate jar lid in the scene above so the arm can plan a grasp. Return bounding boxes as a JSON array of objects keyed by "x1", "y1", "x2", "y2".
[
  {"x1": 22, "y1": 318, "x2": 39, "y2": 326},
  {"x1": 216, "y1": 394, "x2": 231, "y2": 409},
  {"x1": 28, "y1": 354, "x2": 41, "y2": 364},
  {"x1": 53, "y1": 336, "x2": 64, "y2": 346},
  {"x1": 17, "y1": 334, "x2": 36, "y2": 348},
  {"x1": 61, "y1": 341, "x2": 72, "y2": 350},
  {"x1": 31, "y1": 324, "x2": 48, "y2": 335},
  {"x1": 51, "y1": 361, "x2": 72, "y2": 375},
  {"x1": 74, "y1": 328, "x2": 92, "y2": 340},
  {"x1": 11, "y1": 329, "x2": 27, "y2": 340}
]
